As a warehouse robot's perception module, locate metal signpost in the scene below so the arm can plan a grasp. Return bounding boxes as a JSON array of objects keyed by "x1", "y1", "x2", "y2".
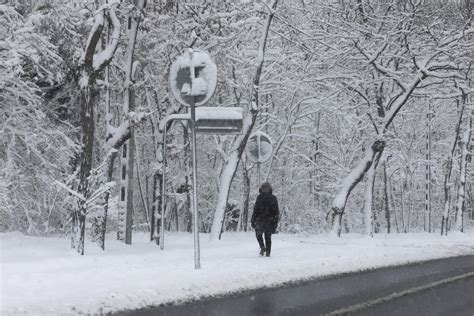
[
  {"x1": 245, "y1": 131, "x2": 273, "y2": 185},
  {"x1": 169, "y1": 48, "x2": 216, "y2": 269},
  {"x1": 164, "y1": 48, "x2": 242, "y2": 269}
]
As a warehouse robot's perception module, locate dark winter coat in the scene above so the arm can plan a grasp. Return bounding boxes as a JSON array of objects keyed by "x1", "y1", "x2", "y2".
[{"x1": 251, "y1": 192, "x2": 279, "y2": 234}]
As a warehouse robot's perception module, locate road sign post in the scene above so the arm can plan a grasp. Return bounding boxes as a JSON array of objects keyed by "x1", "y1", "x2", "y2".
[
  {"x1": 167, "y1": 48, "x2": 218, "y2": 269},
  {"x1": 165, "y1": 48, "x2": 243, "y2": 269},
  {"x1": 190, "y1": 96, "x2": 200, "y2": 269},
  {"x1": 246, "y1": 131, "x2": 273, "y2": 186},
  {"x1": 185, "y1": 49, "x2": 203, "y2": 269}
]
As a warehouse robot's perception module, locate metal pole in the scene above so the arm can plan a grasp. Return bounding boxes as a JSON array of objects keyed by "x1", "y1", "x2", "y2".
[
  {"x1": 257, "y1": 134, "x2": 261, "y2": 185},
  {"x1": 424, "y1": 107, "x2": 428, "y2": 232},
  {"x1": 160, "y1": 126, "x2": 167, "y2": 249},
  {"x1": 257, "y1": 162, "x2": 261, "y2": 186},
  {"x1": 189, "y1": 51, "x2": 201, "y2": 269},
  {"x1": 427, "y1": 102, "x2": 432, "y2": 233},
  {"x1": 190, "y1": 97, "x2": 201, "y2": 269}
]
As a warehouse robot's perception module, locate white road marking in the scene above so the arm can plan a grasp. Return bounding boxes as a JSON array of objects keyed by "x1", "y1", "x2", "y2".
[{"x1": 325, "y1": 271, "x2": 474, "y2": 315}]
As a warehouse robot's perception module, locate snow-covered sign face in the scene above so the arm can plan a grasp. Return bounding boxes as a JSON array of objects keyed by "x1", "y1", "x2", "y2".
[
  {"x1": 246, "y1": 131, "x2": 273, "y2": 163},
  {"x1": 169, "y1": 49, "x2": 217, "y2": 107}
]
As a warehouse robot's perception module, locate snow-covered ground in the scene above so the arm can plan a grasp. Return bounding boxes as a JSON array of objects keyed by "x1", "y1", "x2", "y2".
[{"x1": 1, "y1": 230, "x2": 473, "y2": 315}]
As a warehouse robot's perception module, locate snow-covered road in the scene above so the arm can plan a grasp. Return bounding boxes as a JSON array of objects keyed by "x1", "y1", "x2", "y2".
[{"x1": 1, "y1": 231, "x2": 473, "y2": 315}]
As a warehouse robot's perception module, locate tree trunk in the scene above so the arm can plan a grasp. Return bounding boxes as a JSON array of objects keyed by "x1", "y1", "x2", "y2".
[
  {"x1": 125, "y1": 131, "x2": 135, "y2": 243},
  {"x1": 424, "y1": 102, "x2": 432, "y2": 232},
  {"x1": 310, "y1": 112, "x2": 321, "y2": 208},
  {"x1": 454, "y1": 108, "x2": 472, "y2": 231},
  {"x1": 93, "y1": 25, "x2": 113, "y2": 250},
  {"x1": 184, "y1": 125, "x2": 192, "y2": 233},
  {"x1": 363, "y1": 150, "x2": 383, "y2": 236},
  {"x1": 400, "y1": 180, "x2": 406, "y2": 233},
  {"x1": 118, "y1": 0, "x2": 145, "y2": 244},
  {"x1": 210, "y1": 153, "x2": 240, "y2": 240},
  {"x1": 388, "y1": 176, "x2": 400, "y2": 233},
  {"x1": 151, "y1": 172, "x2": 162, "y2": 244},
  {"x1": 71, "y1": 208, "x2": 77, "y2": 249},
  {"x1": 74, "y1": 83, "x2": 97, "y2": 255},
  {"x1": 330, "y1": 140, "x2": 385, "y2": 236},
  {"x1": 136, "y1": 143, "x2": 150, "y2": 226},
  {"x1": 407, "y1": 171, "x2": 415, "y2": 233},
  {"x1": 441, "y1": 99, "x2": 466, "y2": 235},
  {"x1": 149, "y1": 113, "x2": 162, "y2": 242},
  {"x1": 383, "y1": 160, "x2": 391, "y2": 233},
  {"x1": 241, "y1": 160, "x2": 251, "y2": 232},
  {"x1": 97, "y1": 151, "x2": 117, "y2": 250}
]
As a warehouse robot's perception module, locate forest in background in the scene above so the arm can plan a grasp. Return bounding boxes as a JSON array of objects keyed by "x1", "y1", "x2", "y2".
[{"x1": 1, "y1": 0, "x2": 473, "y2": 254}]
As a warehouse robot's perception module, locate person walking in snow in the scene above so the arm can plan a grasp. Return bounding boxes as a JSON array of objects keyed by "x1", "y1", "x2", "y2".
[{"x1": 251, "y1": 182, "x2": 279, "y2": 257}]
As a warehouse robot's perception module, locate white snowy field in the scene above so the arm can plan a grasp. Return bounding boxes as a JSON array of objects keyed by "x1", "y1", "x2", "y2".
[{"x1": 1, "y1": 230, "x2": 473, "y2": 315}]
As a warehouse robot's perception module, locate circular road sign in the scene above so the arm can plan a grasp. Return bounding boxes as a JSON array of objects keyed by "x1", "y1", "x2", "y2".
[
  {"x1": 169, "y1": 48, "x2": 217, "y2": 107},
  {"x1": 246, "y1": 131, "x2": 273, "y2": 163}
]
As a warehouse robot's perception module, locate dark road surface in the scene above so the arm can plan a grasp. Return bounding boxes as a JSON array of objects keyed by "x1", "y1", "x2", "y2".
[
  {"x1": 349, "y1": 276, "x2": 474, "y2": 316},
  {"x1": 116, "y1": 255, "x2": 474, "y2": 316}
]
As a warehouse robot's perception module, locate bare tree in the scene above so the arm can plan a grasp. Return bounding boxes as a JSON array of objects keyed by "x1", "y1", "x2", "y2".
[
  {"x1": 329, "y1": 2, "x2": 473, "y2": 236},
  {"x1": 74, "y1": 2, "x2": 121, "y2": 254},
  {"x1": 117, "y1": 0, "x2": 146, "y2": 245},
  {"x1": 209, "y1": 0, "x2": 278, "y2": 241}
]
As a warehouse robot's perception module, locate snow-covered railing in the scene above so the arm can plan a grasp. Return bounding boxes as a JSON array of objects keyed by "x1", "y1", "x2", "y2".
[{"x1": 158, "y1": 113, "x2": 190, "y2": 132}]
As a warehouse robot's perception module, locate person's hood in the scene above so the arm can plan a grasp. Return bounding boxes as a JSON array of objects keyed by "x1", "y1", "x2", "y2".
[{"x1": 259, "y1": 182, "x2": 272, "y2": 195}]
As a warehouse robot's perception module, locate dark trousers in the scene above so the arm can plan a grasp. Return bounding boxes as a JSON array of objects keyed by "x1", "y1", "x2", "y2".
[{"x1": 256, "y1": 230, "x2": 272, "y2": 254}]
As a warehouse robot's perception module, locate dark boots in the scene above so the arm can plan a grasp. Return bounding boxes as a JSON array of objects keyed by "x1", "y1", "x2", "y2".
[
  {"x1": 258, "y1": 247, "x2": 271, "y2": 257},
  {"x1": 256, "y1": 231, "x2": 273, "y2": 257}
]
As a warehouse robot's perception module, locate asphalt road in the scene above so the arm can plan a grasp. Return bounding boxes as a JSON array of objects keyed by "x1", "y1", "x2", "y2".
[
  {"x1": 116, "y1": 255, "x2": 474, "y2": 316},
  {"x1": 348, "y1": 276, "x2": 474, "y2": 316}
]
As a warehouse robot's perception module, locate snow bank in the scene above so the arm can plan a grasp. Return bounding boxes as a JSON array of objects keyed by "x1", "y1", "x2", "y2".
[{"x1": 1, "y1": 231, "x2": 473, "y2": 315}]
